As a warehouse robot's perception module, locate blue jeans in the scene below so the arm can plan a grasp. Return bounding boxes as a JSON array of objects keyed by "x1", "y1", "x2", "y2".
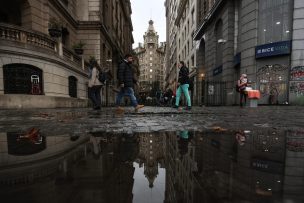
[
  {"x1": 115, "y1": 87, "x2": 138, "y2": 107},
  {"x1": 175, "y1": 84, "x2": 191, "y2": 107},
  {"x1": 89, "y1": 85, "x2": 102, "y2": 107}
]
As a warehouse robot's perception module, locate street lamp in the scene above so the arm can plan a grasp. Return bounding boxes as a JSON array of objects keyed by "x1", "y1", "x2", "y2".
[{"x1": 105, "y1": 58, "x2": 112, "y2": 106}]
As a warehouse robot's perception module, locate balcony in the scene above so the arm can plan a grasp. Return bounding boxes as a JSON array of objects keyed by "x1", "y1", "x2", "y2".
[{"x1": 0, "y1": 23, "x2": 83, "y2": 69}]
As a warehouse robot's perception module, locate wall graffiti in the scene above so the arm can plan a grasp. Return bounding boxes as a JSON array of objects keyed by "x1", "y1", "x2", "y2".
[
  {"x1": 257, "y1": 64, "x2": 289, "y2": 104},
  {"x1": 290, "y1": 81, "x2": 304, "y2": 96},
  {"x1": 290, "y1": 66, "x2": 304, "y2": 81},
  {"x1": 290, "y1": 66, "x2": 304, "y2": 98},
  {"x1": 287, "y1": 130, "x2": 304, "y2": 152}
]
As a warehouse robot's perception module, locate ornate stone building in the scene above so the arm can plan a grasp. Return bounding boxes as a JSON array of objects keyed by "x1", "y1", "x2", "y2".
[
  {"x1": 164, "y1": 0, "x2": 179, "y2": 92},
  {"x1": 134, "y1": 20, "x2": 165, "y2": 96},
  {"x1": 0, "y1": 0, "x2": 133, "y2": 108}
]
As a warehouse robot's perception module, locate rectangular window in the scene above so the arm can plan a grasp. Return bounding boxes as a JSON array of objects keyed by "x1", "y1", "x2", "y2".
[
  {"x1": 258, "y1": 0, "x2": 292, "y2": 45},
  {"x1": 150, "y1": 63, "x2": 153, "y2": 66},
  {"x1": 150, "y1": 57, "x2": 153, "y2": 60}
]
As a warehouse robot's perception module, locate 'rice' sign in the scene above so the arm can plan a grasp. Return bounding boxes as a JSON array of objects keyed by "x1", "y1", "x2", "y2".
[{"x1": 256, "y1": 40, "x2": 291, "y2": 58}]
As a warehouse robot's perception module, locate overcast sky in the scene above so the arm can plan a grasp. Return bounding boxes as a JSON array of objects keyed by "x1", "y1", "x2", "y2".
[{"x1": 130, "y1": 0, "x2": 166, "y2": 48}]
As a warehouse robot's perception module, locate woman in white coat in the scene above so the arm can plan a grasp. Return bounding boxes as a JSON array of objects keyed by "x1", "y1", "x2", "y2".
[{"x1": 88, "y1": 65, "x2": 103, "y2": 110}]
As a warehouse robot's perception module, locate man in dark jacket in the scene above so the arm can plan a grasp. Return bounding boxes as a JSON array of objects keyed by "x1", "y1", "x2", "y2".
[
  {"x1": 173, "y1": 61, "x2": 191, "y2": 110},
  {"x1": 115, "y1": 54, "x2": 144, "y2": 113}
]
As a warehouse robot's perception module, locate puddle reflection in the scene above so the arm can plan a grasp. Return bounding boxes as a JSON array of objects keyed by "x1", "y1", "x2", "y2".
[{"x1": 0, "y1": 128, "x2": 304, "y2": 203}]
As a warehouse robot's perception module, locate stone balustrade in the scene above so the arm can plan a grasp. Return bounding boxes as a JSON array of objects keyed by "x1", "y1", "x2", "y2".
[
  {"x1": 0, "y1": 23, "x2": 84, "y2": 69},
  {"x1": 63, "y1": 46, "x2": 82, "y2": 67},
  {"x1": 0, "y1": 23, "x2": 56, "y2": 52}
]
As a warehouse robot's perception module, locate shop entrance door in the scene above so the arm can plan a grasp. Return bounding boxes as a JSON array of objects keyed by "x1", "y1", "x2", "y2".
[{"x1": 257, "y1": 64, "x2": 289, "y2": 104}]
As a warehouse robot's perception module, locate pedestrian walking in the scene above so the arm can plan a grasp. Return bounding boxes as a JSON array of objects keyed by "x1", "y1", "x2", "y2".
[
  {"x1": 237, "y1": 74, "x2": 248, "y2": 107},
  {"x1": 88, "y1": 63, "x2": 103, "y2": 110},
  {"x1": 115, "y1": 54, "x2": 144, "y2": 113},
  {"x1": 173, "y1": 61, "x2": 191, "y2": 110}
]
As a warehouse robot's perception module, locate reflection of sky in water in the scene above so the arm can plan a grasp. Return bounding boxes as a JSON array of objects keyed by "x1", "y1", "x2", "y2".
[{"x1": 132, "y1": 162, "x2": 165, "y2": 203}]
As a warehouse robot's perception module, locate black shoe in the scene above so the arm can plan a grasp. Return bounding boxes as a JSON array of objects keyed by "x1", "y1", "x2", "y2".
[
  {"x1": 172, "y1": 105, "x2": 179, "y2": 109},
  {"x1": 185, "y1": 106, "x2": 192, "y2": 110}
]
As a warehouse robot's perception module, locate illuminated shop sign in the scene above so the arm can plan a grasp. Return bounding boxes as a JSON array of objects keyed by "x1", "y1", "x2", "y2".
[{"x1": 255, "y1": 40, "x2": 291, "y2": 58}]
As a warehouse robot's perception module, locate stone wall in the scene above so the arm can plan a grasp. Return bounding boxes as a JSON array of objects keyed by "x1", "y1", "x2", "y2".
[
  {"x1": 290, "y1": 0, "x2": 304, "y2": 105},
  {"x1": 0, "y1": 44, "x2": 88, "y2": 108},
  {"x1": 239, "y1": 0, "x2": 258, "y2": 79}
]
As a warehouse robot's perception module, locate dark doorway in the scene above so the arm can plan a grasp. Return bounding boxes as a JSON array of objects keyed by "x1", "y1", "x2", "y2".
[
  {"x1": 68, "y1": 76, "x2": 78, "y2": 98},
  {"x1": 3, "y1": 63, "x2": 43, "y2": 95}
]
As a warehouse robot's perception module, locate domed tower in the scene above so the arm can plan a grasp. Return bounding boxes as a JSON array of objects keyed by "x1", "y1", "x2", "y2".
[
  {"x1": 135, "y1": 20, "x2": 166, "y2": 95},
  {"x1": 144, "y1": 20, "x2": 159, "y2": 49}
]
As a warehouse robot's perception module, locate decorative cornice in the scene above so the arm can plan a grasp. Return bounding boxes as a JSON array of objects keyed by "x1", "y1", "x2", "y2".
[
  {"x1": 49, "y1": 0, "x2": 78, "y2": 28},
  {"x1": 78, "y1": 21, "x2": 102, "y2": 30}
]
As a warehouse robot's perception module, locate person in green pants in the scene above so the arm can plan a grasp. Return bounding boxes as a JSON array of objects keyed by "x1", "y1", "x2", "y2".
[{"x1": 173, "y1": 61, "x2": 191, "y2": 110}]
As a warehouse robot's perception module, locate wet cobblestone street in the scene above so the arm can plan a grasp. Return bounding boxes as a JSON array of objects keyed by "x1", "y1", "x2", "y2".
[
  {"x1": 0, "y1": 106, "x2": 303, "y2": 135},
  {"x1": 1, "y1": 106, "x2": 304, "y2": 203}
]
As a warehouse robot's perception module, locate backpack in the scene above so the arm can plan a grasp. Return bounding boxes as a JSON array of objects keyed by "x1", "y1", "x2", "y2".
[
  {"x1": 236, "y1": 84, "x2": 240, "y2": 92},
  {"x1": 98, "y1": 70, "x2": 107, "y2": 83}
]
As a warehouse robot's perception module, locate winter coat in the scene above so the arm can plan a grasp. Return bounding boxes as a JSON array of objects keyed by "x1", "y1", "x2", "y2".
[
  {"x1": 178, "y1": 66, "x2": 190, "y2": 85},
  {"x1": 88, "y1": 67, "x2": 103, "y2": 87},
  {"x1": 117, "y1": 60, "x2": 136, "y2": 88}
]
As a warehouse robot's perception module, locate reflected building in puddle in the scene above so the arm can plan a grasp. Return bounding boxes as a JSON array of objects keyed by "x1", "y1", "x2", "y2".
[
  {"x1": 0, "y1": 131, "x2": 89, "y2": 202},
  {"x1": 165, "y1": 131, "x2": 201, "y2": 203},
  {"x1": 137, "y1": 132, "x2": 165, "y2": 188},
  {"x1": 1, "y1": 129, "x2": 304, "y2": 202}
]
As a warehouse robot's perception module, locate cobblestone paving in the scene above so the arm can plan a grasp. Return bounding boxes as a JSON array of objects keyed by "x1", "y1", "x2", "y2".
[{"x1": 0, "y1": 106, "x2": 303, "y2": 136}]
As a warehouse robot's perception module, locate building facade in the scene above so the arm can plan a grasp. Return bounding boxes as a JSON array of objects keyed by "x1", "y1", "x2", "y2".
[
  {"x1": 0, "y1": 0, "x2": 133, "y2": 108},
  {"x1": 165, "y1": 0, "x2": 179, "y2": 93},
  {"x1": 165, "y1": 0, "x2": 198, "y2": 104},
  {"x1": 134, "y1": 20, "x2": 165, "y2": 96},
  {"x1": 194, "y1": 0, "x2": 304, "y2": 105}
]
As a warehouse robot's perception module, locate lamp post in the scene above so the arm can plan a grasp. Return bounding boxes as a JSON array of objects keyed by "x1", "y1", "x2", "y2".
[
  {"x1": 105, "y1": 59, "x2": 112, "y2": 106},
  {"x1": 200, "y1": 72, "x2": 206, "y2": 106}
]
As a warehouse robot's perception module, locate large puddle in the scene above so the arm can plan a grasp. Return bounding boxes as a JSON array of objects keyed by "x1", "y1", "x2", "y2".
[{"x1": 1, "y1": 128, "x2": 304, "y2": 203}]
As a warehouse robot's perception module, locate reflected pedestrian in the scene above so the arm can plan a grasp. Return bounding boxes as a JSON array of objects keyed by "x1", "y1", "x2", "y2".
[
  {"x1": 90, "y1": 135, "x2": 101, "y2": 159},
  {"x1": 177, "y1": 130, "x2": 191, "y2": 158}
]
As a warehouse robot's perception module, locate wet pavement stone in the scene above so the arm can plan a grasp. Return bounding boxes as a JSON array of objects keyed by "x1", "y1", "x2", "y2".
[{"x1": 0, "y1": 106, "x2": 303, "y2": 135}]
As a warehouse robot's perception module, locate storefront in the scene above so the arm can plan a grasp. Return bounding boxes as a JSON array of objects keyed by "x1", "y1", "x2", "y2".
[{"x1": 255, "y1": 41, "x2": 291, "y2": 105}]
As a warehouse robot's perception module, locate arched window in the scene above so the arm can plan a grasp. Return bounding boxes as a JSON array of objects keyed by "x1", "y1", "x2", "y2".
[
  {"x1": 68, "y1": 76, "x2": 77, "y2": 98},
  {"x1": 215, "y1": 19, "x2": 223, "y2": 67},
  {"x1": 3, "y1": 63, "x2": 43, "y2": 95}
]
